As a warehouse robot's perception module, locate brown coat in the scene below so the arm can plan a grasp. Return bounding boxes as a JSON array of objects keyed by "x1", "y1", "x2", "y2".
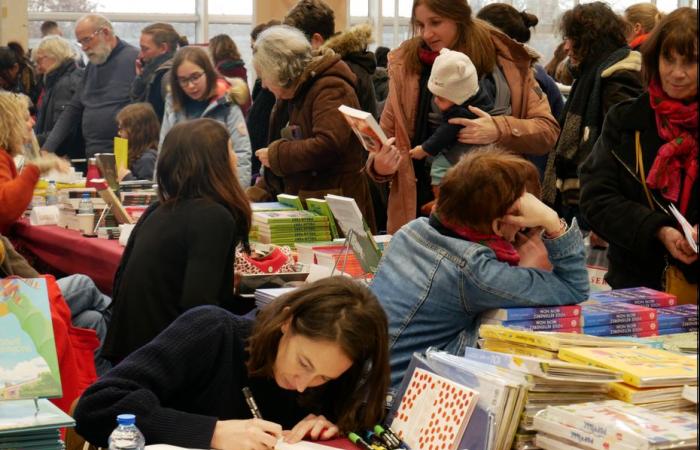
[
  {"x1": 369, "y1": 28, "x2": 561, "y2": 234},
  {"x1": 267, "y1": 50, "x2": 375, "y2": 229}
]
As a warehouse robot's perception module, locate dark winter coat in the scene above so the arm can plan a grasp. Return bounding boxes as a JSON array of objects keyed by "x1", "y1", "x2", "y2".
[{"x1": 580, "y1": 93, "x2": 698, "y2": 289}]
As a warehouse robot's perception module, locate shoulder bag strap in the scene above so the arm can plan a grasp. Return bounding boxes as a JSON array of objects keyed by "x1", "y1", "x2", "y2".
[{"x1": 636, "y1": 131, "x2": 656, "y2": 211}]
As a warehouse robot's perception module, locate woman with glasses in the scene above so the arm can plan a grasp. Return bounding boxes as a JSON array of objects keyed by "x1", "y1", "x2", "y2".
[
  {"x1": 160, "y1": 46, "x2": 251, "y2": 187},
  {"x1": 33, "y1": 35, "x2": 85, "y2": 161}
]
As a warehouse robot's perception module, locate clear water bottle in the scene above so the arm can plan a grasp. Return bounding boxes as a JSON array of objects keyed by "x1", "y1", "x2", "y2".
[
  {"x1": 108, "y1": 414, "x2": 145, "y2": 450},
  {"x1": 78, "y1": 192, "x2": 94, "y2": 214},
  {"x1": 45, "y1": 181, "x2": 58, "y2": 206}
]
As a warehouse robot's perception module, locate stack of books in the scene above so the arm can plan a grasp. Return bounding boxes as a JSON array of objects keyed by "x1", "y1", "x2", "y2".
[
  {"x1": 0, "y1": 399, "x2": 75, "y2": 449},
  {"x1": 582, "y1": 287, "x2": 681, "y2": 337},
  {"x1": 480, "y1": 305, "x2": 583, "y2": 334},
  {"x1": 532, "y1": 400, "x2": 697, "y2": 450},
  {"x1": 656, "y1": 304, "x2": 698, "y2": 335},
  {"x1": 121, "y1": 190, "x2": 157, "y2": 221},
  {"x1": 252, "y1": 210, "x2": 331, "y2": 246},
  {"x1": 580, "y1": 302, "x2": 659, "y2": 337},
  {"x1": 254, "y1": 287, "x2": 297, "y2": 309}
]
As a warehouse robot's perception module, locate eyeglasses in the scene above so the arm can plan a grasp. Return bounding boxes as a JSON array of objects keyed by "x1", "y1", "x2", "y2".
[
  {"x1": 77, "y1": 28, "x2": 103, "y2": 47},
  {"x1": 177, "y1": 71, "x2": 205, "y2": 86}
]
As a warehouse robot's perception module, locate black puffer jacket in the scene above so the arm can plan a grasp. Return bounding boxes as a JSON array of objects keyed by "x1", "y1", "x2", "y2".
[
  {"x1": 35, "y1": 59, "x2": 85, "y2": 160},
  {"x1": 580, "y1": 93, "x2": 698, "y2": 290}
]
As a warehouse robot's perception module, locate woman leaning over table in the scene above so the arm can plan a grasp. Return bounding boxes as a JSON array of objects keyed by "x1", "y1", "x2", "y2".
[
  {"x1": 75, "y1": 277, "x2": 390, "y2": 450},
  {"x1": 251, "y1": 25, "x2": 375, "y2": 229},
  {"x1": 0, "y1": 92, "x2": 68, "y2": 234},
  {"x1": 102, "y1": 118, "x2": 251, "y2": 364},
  {"x1": 580, "y1": 8, "x2": 698, "y2": 299},
  {"x1": 367, "y1": 0, "x2": 560, "y2": 234}
]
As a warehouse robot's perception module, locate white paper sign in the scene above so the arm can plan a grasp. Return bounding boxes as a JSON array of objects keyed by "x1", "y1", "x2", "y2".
[{"x1": 669, "y1": 203, "x2": 698, "y2": 253}]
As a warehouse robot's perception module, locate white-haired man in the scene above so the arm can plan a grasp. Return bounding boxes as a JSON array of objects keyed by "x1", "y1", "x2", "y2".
[{"x1": 42, "y1": 14, "x2": 139, "y2": 160}]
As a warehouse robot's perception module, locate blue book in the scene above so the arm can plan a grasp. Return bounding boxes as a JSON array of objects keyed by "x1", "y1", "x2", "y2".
[
  {"x1": 583, "y1": 320, "x2": 658, "y2": 337},
  {"x1": 658, "y1": 327, "x2": 691, "y2": 335},
  {"x1": 482, "y1": 316, "x2": 580, "y2": 331},
  {"x1": 581, "y1": 302, "x2": 657, "y2": 327},
  {"x1": 481, "y1": 304, "x2": 581, "y2": 321},
  {"x1": 589, "y1": 287, "x2": 677, "y2": 308}
]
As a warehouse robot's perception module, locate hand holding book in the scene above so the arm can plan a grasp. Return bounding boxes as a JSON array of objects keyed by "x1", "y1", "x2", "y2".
[{"x1": 373, "y1": 137, "x2": 401, "y2": 177}]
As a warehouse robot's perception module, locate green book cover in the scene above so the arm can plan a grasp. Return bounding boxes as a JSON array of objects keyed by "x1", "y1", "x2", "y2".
[
  {"x1": 251, "y1": 202, "x2": 297, "y2": 212},
  {"x1": 276, "y1": 194, "x2": 304, "y2": 210},
  {"x1": 253, "y1": 210, "x2": 329, "y2": 224},
  {"x1": 0, "y1": 278, "x2": 62, "y2": 400},
  {"x1": 305, "y1": 198, "x2": 340, "y2": 239}
]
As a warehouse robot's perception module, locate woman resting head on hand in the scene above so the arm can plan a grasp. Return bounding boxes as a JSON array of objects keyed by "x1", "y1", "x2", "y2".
[{"x1": 75, "y1": 276, "x2": 391, "y2": 450}]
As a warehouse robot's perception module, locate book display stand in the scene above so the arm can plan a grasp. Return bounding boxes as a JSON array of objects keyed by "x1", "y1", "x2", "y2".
[{"x1": 329, "y1": 229, "x2": 373, "y2": 283}]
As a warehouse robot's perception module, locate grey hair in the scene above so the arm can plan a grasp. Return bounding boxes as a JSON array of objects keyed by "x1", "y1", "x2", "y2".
[
  {"x1": 77, "y1": 14, "x2": 113, "y2": 32},
  {"x1": 253, "y1": 25, "x2": 312, "y2": 88},
  {"x1": 34, "y1": 35, "x2": 75, "y2": 72}
]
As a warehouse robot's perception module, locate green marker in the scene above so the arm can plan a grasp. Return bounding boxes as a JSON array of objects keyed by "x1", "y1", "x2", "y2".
[{"x1": 349, "y1": 432, "x2": 373, "y2": 450}]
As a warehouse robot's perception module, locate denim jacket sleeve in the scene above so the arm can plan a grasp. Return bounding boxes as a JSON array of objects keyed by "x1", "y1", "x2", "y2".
[{"x1": 463, "y1": 219, "x2": 590, "y2": 315}]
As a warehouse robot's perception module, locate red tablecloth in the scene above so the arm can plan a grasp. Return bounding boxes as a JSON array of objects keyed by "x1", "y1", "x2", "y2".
[
  {"x1": 11, "y1": 219, "x2": 123, "y2": 295},
  {"x1": 324, "y1": 438, "x2": 355, "y2": 450}
]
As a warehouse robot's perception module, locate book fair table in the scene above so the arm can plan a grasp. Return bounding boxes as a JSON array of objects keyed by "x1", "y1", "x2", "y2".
[{"x1": 10, "y1": 218, "x2": 123, "y2": 295}]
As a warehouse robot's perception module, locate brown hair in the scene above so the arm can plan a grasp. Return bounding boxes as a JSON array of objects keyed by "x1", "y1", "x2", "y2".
[
  {"x1": 403, "y1": 0, "x2": 496, "y2": 76},
  {"x1": 116, "y1": 103, "x2": 160, "y2": 167},
  {"x1": 283, "y1": 0, "x2": 335, "y2": 41},
  {"x1": 209, "y1": 34, "x2": 241, "y2": 64},
  {"x1": 544, "y1": 41, "x2": 567, "y2": 79},
  {"x1": 247, "y1": 276, "x2": 390, "y2": 432},
  {"x1": 640, "y1": 7, "x2": 698, "y2": 86},
  {"x1": 251, "y1": 20, "x2": 281, "y2": 42},
  {"x1": 141, "y1": 22, "x2": 188, "y2": 53},
  {"x1": 169, "y1": 46, "x2": 219, "y2": 112},
  {"x1": 476, "y1": 3, "x2": 538, "y2": 44},
  {"x1": 624, "y1": 3, "x2": 664, "y2": 35},
  {"x1": 559, "y1": 2, "x2": 628, "y2": 66},
  {"x1": 156, "y1": 119, "x2": 251, "y2": 244},
  {"x1": 436, "y1": 145, "x2": 540, "y2": 233}
]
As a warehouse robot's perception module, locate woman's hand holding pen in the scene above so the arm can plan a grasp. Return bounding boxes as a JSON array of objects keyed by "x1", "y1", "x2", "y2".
[
  {"x1": 284, "y1": 414, "x2": 339, "y2": 443},
  {"x1": 210, "y1": 418, "x2": 282, "y2": 450}
]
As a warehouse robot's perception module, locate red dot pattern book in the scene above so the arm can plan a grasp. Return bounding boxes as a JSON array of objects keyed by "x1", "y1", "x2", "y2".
[{"x1": 390, "y1": 368, "x2": 478, "y2": 450}]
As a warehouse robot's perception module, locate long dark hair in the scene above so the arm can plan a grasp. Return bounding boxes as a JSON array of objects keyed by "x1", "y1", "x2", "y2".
[
  {"x1": 169, "y1": 46, "x2": 219, "y2": 111},
  {"x1": 402, "y1": 0, "x2": 496, "y2": 76},
  {"x1": 477, "y1": 3, "x2": 538, "y2": 44},
  {"x1": 116, "y1": 102, "x2": 160, "y2": 167},
  {"x1": 156, "y1": 118, "x2": 251, "y2": 245},
  {"x1": 247, "y1": 276, "x2": 390, "y2": 432},
  {"x1": 559, "y1": 2, "x2": 628, "y2": 67}
]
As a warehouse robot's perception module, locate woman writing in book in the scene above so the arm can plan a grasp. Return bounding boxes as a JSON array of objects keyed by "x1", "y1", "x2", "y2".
[
  {"x1": 75, "y1": 276, "x2": 391, "y2": 450},
  {"x1": 0, "y1": 92, "x2": 69, "y2": 234},
  {"x1": 250, "y1": 25, "x2": 375, "y2": 230},
  {"x1": 102, "y1": 118, "x2": 252, "y2": 365},
  {"x1": 159, "y1": 46, "x2": 252, "y2": 187},
  {"x1": 580, "y1": 8, "x2": 698, "y2": 302},
  {"x1": 367, "y1": 0, "x2": 559, "y2": 234},
  {"x1": 115, "y1": 102, "x2": 159, "y2": 181},
  {"x1": 370, "y1": 147, "x2": 589, "y2": 392}
]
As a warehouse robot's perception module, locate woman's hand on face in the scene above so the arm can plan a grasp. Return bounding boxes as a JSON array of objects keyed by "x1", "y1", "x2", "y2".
[
  {"x1": 256, "y1": 148, "x2": 270, "y2": 168},
  {"x1": 284, "y1": 414, "x2": 339, "y2": 444},
  {"x1": 211, "y1": 418, "x2": 282, "y2": 450},
  {"x1": 657, "y1": 226, "x2": 699, "y2": 265},
  {"x1": 373, "y1": 137, "x2": 401, "y2": 176},
  {"x1": 448, "y1": 106, "x2": 499, "y2": 145},
  {"x1": 515, "y1": 228, "x2": 553, "y2": 271},
  {"x1": 502, "y1": 192, "x2": 561, "y2": 234}
]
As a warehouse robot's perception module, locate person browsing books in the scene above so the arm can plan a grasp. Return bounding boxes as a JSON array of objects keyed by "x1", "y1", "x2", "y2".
[
  {"x1": 369, "y1": 147, "x2": 589, "y2": 393},
  {"x1": 101, "y1": 118, "x2": 252, "y2": 364},
  {"x1": 579, "y1": 8, "x2": 698, "y2": 301},
  {"x1": 408, "y1": 48, "x2": 494, "y2": 191},
  {"x1": 366, "y1": 0, "x2": 560, "y2": 234},
  {"x1": 74, "y1": 277, "x2": 391, "y2": 450},
  {"x1": 115, "y1": 102, "x2": 159, "y2": 181}
]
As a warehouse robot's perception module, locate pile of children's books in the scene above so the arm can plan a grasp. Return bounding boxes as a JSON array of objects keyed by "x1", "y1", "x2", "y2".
[
  {"x1": 0, "y1": 278, "x2": 76, "y2": 448},
  {"x1": 252, "y1": 210, "x2": 331, "y2": 246}
]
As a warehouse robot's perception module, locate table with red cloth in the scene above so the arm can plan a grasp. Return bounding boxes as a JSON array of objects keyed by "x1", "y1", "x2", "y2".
[{"x1": 10, "y1": 218, "x2": 123, "y2": 295}]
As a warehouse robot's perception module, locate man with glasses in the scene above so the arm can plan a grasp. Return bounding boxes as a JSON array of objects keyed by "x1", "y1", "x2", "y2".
[{"x1": 41, "y1": 14, "x2": 139, "y2": 162}]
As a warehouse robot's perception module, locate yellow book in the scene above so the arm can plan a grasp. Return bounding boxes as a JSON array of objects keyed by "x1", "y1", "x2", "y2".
[
  {"x1": 481, "y1": 338, "x2": 559, "y2": 360},
  {"x1": 607, "y1": 382, "x2": 687, "y2": 403},
  {"x1": 114, "y1": 137, "x2": 129, "y2": 171},
  {"x1": 478, "y1": 324, "x2": 646, "y2": 352},
  {"x1": 558, "y1": 347, "x2": 697, "y2": 387}
]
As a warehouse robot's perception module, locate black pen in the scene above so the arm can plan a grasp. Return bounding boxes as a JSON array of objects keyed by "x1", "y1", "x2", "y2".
[{"x1": 242, "y1": 386, "x2": 263, "y2": 419}]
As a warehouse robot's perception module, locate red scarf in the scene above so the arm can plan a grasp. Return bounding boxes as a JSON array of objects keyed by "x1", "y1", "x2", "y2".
[
  {"x1": 628, "y1": 33, "x2": 649, "y2": 50},
  {"x1": 432, "y1": 213, "x2": 520, "y2": 266},
  {"x1": 418, "y1": 46, "x2": 439, "y2": 66},
  {"x1": 645, "y1": 78, "x2": 698, "y2": 214}
]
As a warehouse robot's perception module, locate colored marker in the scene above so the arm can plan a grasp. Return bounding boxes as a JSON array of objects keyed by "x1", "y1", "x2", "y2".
[
  {"x1": 349, "y1": 432, "x2": 373, "y2": 450},
  {"x1": 374, "y1": 425, "x2": 401, "y2": 448}
]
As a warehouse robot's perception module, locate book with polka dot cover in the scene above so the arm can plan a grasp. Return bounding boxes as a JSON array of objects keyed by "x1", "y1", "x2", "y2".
[{"x1": 390, "y1": 368, "x2": 479, "y2": 450}]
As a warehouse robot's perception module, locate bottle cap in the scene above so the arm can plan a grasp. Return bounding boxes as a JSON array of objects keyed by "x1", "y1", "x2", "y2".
[{"x1": 116, "y1": 414, "x2": 136, "y2": 426}]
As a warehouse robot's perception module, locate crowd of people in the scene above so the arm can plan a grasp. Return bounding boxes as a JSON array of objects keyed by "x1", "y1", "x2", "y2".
[{"x1": 0, "y1": 0, "x2": 697, "y2": 449}]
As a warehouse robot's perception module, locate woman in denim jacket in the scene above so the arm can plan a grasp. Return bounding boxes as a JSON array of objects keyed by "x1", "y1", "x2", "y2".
[{"x1": 370, "y1": 146, "x2": 589, "y2": 391}]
